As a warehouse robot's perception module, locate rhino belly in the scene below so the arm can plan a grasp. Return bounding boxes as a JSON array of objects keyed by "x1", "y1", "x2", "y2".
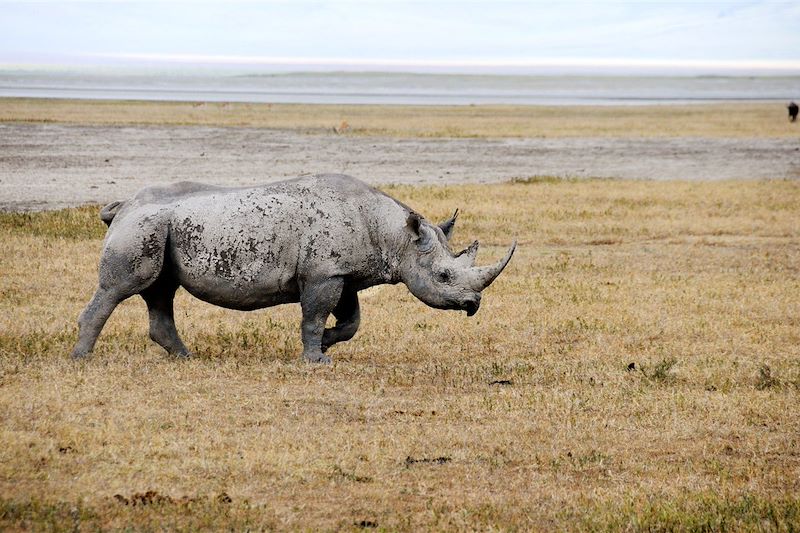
[{"x1": 178, "y1": 276, "x2": 300, "y2": 311}]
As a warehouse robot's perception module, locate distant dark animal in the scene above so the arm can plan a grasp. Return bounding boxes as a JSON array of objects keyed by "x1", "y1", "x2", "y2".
[
  {"x1": 72, "y1": 174, "x2": 516, "y2": 363},
  {"x1": 789, "y1": 102, "x2": 799, "y2": 122}
]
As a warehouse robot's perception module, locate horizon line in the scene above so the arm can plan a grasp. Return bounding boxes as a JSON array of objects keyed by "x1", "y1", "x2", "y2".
[{"x1": 4, "y1": 54, "x2": 800, "y2": 76}]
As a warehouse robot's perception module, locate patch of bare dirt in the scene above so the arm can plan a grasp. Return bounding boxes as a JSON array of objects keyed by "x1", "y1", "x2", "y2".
[{"x1": 1, "y1": 124, "x2": 798, "y2": 211}]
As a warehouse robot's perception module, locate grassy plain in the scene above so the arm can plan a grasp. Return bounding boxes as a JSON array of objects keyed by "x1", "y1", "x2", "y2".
[
  {"x1": 1, "y1": 179, "x2": 799, "y2": 530},
  {"x1": 0, "y1": 97, "x2": 796, "y2": 138}
]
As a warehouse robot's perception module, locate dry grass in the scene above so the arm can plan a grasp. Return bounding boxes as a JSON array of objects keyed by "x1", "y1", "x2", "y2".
[
  {"x1": 1, "y1": 97, "x2": 797, "y2": 138},
  {"x1": 1, "y1": 179, "x2": 800, "y2": 530}
]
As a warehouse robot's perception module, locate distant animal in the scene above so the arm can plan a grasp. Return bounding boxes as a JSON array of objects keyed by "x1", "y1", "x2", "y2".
[
  {"x1": 789, "y1": 102, "x2": 799, "y2": 122},
  {"x1": 72, "y1": 174, "x2": 516, "y2": 363}
]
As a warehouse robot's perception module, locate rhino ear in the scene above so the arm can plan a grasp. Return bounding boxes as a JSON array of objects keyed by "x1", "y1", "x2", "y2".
[
  {"x1": 406, "y1": 212, "x2": 434, "y2": 251},
  {"x1": 438, "y1": 209, "x2": 459, "y2": 241},
  {"x1": 406, "y1": 212, "x2": 423, "y2": 239}
]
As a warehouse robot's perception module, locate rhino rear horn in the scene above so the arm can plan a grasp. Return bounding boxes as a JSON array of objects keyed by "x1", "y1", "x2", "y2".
[
  {"x1": 438, "y1": 209, "x2": 459, "y2": 241},
  {"x1": 455, "y1": 240, "x2": 480, "y2": 267},
  {"x1": 468, "y1": 241, "x2": 516, "y2": 291}
]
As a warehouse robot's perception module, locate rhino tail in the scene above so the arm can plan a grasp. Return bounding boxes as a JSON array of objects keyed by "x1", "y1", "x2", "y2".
[{"x1": 99, "y1": 200, "x2": 124, "y2": 226}]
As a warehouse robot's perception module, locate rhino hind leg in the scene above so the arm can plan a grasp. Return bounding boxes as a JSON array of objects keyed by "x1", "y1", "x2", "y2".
[
  {"x1": 141, "y1": 276, "x2": 190, "y2": 357},
  {"x1": 71, "y1": 288, "x2": 125, "y2": 359},
  {"x1": 71, "y1": 216, "x2": 170, "y2": 359},
  {"x1": 321, "y1": 289, "x2": 360, "y2": 353},
  {"x1": 300, "y1": 277, "x2": 345, "y2": 364}
]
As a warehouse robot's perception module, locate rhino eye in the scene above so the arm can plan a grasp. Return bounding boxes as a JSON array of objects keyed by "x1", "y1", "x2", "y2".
[{"x1": 436, "y1": 270, "x2": 452, "y2": 283}]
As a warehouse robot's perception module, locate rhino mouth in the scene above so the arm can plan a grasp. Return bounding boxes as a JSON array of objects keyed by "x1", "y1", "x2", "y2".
[
  {"x1": 463, "y1": 298, "x2": 480, "y2": 317},
  {"x1": 423, "y1": 296, "x2": 481, "y2": 316}
]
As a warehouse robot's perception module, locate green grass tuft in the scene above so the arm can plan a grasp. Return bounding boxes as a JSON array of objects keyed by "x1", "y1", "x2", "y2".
[
  {"x1": 0, "y1": 205, "x2": 107, "y2": 240},
  {"x1": 583, "y1": 492, "x2": 800, "y2": 532}
]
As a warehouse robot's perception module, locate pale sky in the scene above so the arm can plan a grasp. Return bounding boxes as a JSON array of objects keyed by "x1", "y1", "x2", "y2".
[{"x1": 2, "y1": 1, "x2": 799, "y2": 73}]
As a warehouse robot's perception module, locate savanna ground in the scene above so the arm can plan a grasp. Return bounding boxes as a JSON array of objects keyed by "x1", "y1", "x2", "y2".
[{"x1": 1, "y1": 178, "x2": 799, "y2": 530}]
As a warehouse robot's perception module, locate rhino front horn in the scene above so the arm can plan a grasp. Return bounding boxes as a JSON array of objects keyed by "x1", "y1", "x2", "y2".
[{"x1": 468, "y1": 241, "x2": 517, "y2": 291}]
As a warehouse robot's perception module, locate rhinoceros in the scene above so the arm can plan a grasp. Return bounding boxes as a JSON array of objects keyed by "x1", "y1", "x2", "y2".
[{"x1": 71, "y1": 174, "x2": 516, "y2": 363}]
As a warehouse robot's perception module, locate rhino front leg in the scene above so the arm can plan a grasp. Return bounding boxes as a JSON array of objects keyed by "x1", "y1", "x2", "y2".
[
  {"x1": 321, "y1": 289, "x2": 360, "y2": 353},
  {"x1": 299, "y1": 277, "x2": 344, "y2": 364}
]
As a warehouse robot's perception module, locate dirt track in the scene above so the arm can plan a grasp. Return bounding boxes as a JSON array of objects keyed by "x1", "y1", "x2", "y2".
[{"x1": 1, "y1": 123, "x2": 798, "y2": 211}]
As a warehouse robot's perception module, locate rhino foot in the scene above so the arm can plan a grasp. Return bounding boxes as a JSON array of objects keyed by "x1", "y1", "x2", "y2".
[
  {"x1": 303, "y1": 352, "x2": 332, "y2": 365},
  {"x1": 70, "y1": 350, "x2": 91, "y2": 361}
]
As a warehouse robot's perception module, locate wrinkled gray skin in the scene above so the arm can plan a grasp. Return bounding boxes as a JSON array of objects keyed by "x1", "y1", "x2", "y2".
[{"x1": 71, "y1": 174, "x2": 516, "y2": 363}]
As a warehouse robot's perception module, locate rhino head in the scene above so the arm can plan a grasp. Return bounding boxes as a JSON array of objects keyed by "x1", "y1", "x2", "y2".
[{"x1": 399, "y1": 210, "x2": 516, "y2": 316}]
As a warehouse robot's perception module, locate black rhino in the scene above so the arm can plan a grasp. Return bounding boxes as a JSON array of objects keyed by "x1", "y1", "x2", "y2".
[{"x1": 72, "y1": 174, "x2": 515, "y2": 363}]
